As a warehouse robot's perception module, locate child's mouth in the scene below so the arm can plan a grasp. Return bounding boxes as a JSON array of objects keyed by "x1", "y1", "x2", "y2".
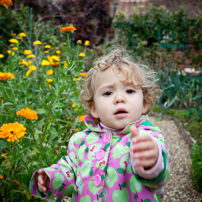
[{"x1": 114, "y1": 109, "x2": 128, "y2": 117}]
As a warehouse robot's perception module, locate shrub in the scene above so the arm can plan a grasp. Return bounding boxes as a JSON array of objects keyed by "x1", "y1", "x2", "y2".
[{"x1": 190, "y1": 138, "x2": 202, "y2": 191}]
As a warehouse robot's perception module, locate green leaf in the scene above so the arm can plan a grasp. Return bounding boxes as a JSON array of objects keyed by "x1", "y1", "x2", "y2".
[
  {"x1": 121, "y1": 182, "x2": 126, "y2": 188},
  {"x1": 59, "y1": 185, "x2": 64, "y2": 192},
  {"x1": 85, "y1": 147, "x2": 89, "y2": 153},
  {"x1": 126, "y1": 142, "x2": 130, "y2": 147},
  {"x1": 0, "y1": 140, "x2": 6, "y2": 147},
  {"x1": 89, "y1": 168, "x2": 93, "y2": 176},
  {"x1": 73, "y1": 190, "x2": 77, "y2": 195},
  {"x1": 47, "y1": 190, "x2": 52, "y2": 196},
  {"x1": 117, "y1": 138, "x2": 122, "y2": 142},
  {"x1": 134, "y1": 194, "x2": 138, "y2": 199},
  {"x1": 58, "y1": 86, "x2": 66, "y2": 95},
  {"x1": 98, "y1": 192, "x2": 103, "y2": 197},
  {"x1": 104, "y1": 164, "x2": 109, "y2": 172},
  {"x1": 35, "y1": 109, "x2": 47, "y2": 114},
  {"x1": 53, "y1": 103, "x2": 65, "y2": 109},
  {"x1": 80, "y1": 140, "x2": 85, "y2": 146},
  {"x1": 117, "y1": 168, "x2": 125, "y2": 174},
  {"x1": 87, "y1": 121, "x2": 93, "y2": 124},
  {"x1": 104, "y1": 143, "x2": 110, "y2": 150}
]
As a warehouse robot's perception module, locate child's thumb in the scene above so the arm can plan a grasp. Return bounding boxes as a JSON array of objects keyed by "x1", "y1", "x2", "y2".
[{"x1": 130, "y1": 126, "x2": 139, "y2": 138}]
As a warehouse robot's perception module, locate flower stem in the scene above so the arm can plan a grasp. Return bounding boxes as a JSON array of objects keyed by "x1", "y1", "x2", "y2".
[{"x1": 3, "y1": 83, "x2": 13, "y2": 103}]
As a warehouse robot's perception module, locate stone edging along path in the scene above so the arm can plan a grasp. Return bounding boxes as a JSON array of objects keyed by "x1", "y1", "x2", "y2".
[{"x1": 149, "y1": 111, "x2": 197, "y2": 147}]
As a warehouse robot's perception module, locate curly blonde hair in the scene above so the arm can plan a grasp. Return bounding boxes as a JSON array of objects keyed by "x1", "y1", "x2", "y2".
[{"x1": 80, "y1": 48, "x2": 160, "y2": 116}]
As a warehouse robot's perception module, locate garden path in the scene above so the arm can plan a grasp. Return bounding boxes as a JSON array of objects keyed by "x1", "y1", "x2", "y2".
[
  {"x1": 58, "y1": 116, "x2": 202, "y2": 202},
  {"x1": 149, "y1": 116, "x2": 202, "y2": 202}
]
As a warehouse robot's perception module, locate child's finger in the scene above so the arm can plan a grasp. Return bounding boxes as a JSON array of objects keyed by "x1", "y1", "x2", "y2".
[
  {"x1": 130, "y1": 126, "x2": 139, "y2": 139},
  {"x1": 38, "y1": 182, "x2": 46, "y2": 192}
]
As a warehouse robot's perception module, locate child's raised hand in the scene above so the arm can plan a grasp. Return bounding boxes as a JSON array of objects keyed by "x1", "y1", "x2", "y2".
[
  {"x1": 130, "y1": 126, "x2": 159, "y2": 169},
  {"x1": 37, "y1": 169, "x2": 50, "y2": 193}
]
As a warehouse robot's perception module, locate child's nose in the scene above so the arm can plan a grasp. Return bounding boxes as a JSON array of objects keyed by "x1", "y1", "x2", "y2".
[{"x1": 114, "y1": 94, "x2": 126, "y2": 104}]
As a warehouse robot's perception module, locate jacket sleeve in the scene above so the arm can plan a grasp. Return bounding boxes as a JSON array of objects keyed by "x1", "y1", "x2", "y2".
[
  {"x1": 131, "y1": 124, "x2": 171, "y2": 189},
  {"x1": 30, "y1": 134, "x2": 78, "y2": 199}
]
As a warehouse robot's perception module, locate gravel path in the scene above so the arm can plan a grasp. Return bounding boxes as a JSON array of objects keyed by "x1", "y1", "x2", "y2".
[
  {"x1": 58, "y1": 116, "x2": 202, "y2": 202},
  {"x1": 149, "y1": 116, "x2": 202, "y2": 202}
]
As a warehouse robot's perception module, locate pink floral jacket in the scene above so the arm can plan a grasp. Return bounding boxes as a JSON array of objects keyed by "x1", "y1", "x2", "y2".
[{"x1": 30, "y1": 115, "x2": 171, "y2": 202}]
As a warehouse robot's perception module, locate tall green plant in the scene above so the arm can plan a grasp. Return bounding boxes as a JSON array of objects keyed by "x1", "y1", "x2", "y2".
[{"x1": 0, "y1": 25, "x2": 88, "y2": 201}]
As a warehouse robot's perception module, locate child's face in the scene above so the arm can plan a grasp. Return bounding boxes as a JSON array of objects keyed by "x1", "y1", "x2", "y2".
[{"x1": 89, "y1": 66, "x2": 148, "y2": 129}]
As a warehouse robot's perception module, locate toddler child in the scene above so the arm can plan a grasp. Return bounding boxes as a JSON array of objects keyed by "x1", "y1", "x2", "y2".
[{"x1": 30, "y1": 48, "x2": 171, "y2": 202}]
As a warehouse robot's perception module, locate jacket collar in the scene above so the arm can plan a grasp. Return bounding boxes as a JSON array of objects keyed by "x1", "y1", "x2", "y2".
[{"x1": 84, "y1": 115, "x2": 149, "y2": 134}]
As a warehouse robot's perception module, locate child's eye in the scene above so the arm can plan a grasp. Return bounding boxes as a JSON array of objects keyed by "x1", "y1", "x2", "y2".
[
  {"x1": 103, "y1": 91, "x2": 112, "y2": 96},
  {"x1": 126, "y1": 89, "x2": 135, "y2": 94}
]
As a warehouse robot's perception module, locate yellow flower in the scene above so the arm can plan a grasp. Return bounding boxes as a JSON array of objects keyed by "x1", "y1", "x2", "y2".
[
  {"x1": 17, "y1": 108, "x2": 38, "y2": 120},
  {"x1": 9, "y1": 38, "x2": 18, "y2": 44},
  {"x1": 56, "y1": 50, "x2": 61, "y2": 54},
  {"x1": 28, "y1": 60, "x2": 32, "y2": 65},
  {"x1": 45, "y1": 45, "x2": 51, "y2": 49},
  {"x1": 0, "y1": 54, "x2": 4, "y2": 59},
  {"x1": 12, "y1": 47, "x2": 18, "y2": 51},
  {"x1": 60, "y1": 26, "x2": 76, "y2": 32},
  {"x1": 7, "y1": 50, "x2": 14, "y2": 56},
  {"x1": 11, "y1": 33, "x2": 16, "y2": 36},
  {"x1": 49, "y1": 84, "x2": 52, "y2": 89},
  {"x1": 25, "y1": 70, "x2": 32, "y2": 77},
  {"x1": 77, "y1": 40, "x2": 82, "y2": 44},
  {"x1": 84, "y1": 40, "x2": 90, "y2": 46},
  {"x1": 24, "y1": 50, "x2": 32, "y2": 55},
  {"x1": 29, "y1": 65, "x2": 36, "y2": 71},
  {"x1": 46, "y1": 70, "x2": 53, "y2": 75},
  {"x1": 0, "y1": 122, "x2": 26, "y2": 142},
  {"x1": 0, "y1": 98, "x2": 3, "y2": 102},
  {"x1": 79, "y1": 53, "x2": 86, "y2": 57},
  {"x1": 33, "y1": 40, "x2": 41, "y2": 45},
  {"x1": 0, "y1": 0, "x2": 13, "y2": 9},
  {"x1": 47, "y1": 79, "x2": 53, "y2": 83},
  {"x1": 19, "y1": 59, "x2": 28, "y2": 66},
  {"x1": 48, "y1": 56, "x2": 53, "y2": 63},
  {"x1": 50, "y1": 62, "x2": 59, "y2": 67},
  {"x1": 79, "y1": 73, "x2": 87, "y2": 77},
  {"x1": 77, "y1": 78, "x2": 81, "y2": 81},
  {"x1": 19, "y1": 32, "x2": 27, "y2": 37},
  {"x1": 63, "y1": 61, "x2": 68, "y2": 67},
  {"x1": 72, "y1": 104, "x2": 76, "y2": 108},
  {"x1": 51, "y1": 55, "x2": 60, "y2": 61},
  {"x1": 41, "y1": 60, "x2": 50, "y2": 66},
  {"x1": 0, "y1": 176, "x2": 3, "y2": 179},
  {"x1": 27, "y1": 54, "x2": 35, "y2": 59},
  {"x1": 77, "y1": 115, "x2": 86, "y2": 121},
  {"x1": 44, "y1": 51, "x2": 48, "y2": 53},
  {"x1": 0, "y1": 72, "x2": 15, "y2": 82}
]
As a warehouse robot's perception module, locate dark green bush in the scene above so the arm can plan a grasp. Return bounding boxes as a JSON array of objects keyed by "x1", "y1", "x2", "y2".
[{"x1": 190, "y1": 138, "x2": 202, "y2": 191}]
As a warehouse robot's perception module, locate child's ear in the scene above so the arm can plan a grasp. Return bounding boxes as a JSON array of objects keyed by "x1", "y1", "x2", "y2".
[
  {"x1": 89, "y1": 104, "x2": 99, "y2": 119},
  {"x1": 142, "y1": 103, "x2": 149, "y2": 114}
]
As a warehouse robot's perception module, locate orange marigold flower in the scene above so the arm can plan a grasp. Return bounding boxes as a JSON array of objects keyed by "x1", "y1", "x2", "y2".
[
  {"x1": 16, "y1": 108, "x2": 38, "y2": 120},
  {"x1": 60, "y1": 26, "x2": 76, "y2": 33},
  {"x1": 79, "y1": 73, "x2": 87, "y2": 77},
  {"x1": 77, "y1": 115, "x2": 86, "y2": 121},
  {"x1": 50, "y1": 62, "x2": 59, "y2": 67},
  {"x1": 0, "y1": 122, "x2": 26, "y2": 142},
  {"x1": 0, "y1": 0, "x2": 13, "y2": 9},
  {"x1": 0, "y1": 72, "x2": 15, "y2": 82},
  {"x1": 0, "y1": 176, "x2": 3, "y2": 179}
]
